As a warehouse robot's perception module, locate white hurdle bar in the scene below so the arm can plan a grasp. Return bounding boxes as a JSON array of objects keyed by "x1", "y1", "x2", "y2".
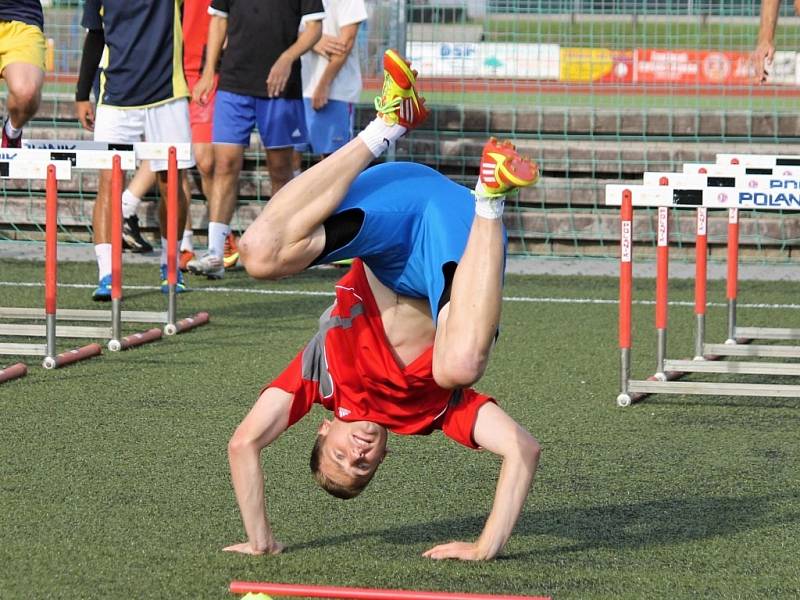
[
  {"x1": 717, "y1": 153, "x2": 800, "y2": 168},
  {"x1": 0, "y1": 162, "x2": 103, "y2": 372},
  {"x1": 682, "y1": 163, "x2": 800, "y2": 177},
  {"x1": 606, "y1": 183, "x2": 800, "y2": 405},
  {"x1": 1, "y1": 143, "x2": 209, "y2": 346}
]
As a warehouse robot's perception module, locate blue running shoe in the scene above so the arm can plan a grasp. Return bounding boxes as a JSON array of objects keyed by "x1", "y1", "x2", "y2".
[
  {"x1": 92, "y1": 274, "x2": 112, "y2": 302},
  {"x1": 160, "y1": 265, "x2": 188, "y2": 294}
]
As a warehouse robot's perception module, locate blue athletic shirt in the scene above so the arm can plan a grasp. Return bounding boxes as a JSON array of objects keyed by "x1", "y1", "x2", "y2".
[
  {"x1": 0, "y1": 0, "x2": 44, "y2": 29},
  {"x1": 81, "y1": 0, "x2": 189, "y2": 108}
]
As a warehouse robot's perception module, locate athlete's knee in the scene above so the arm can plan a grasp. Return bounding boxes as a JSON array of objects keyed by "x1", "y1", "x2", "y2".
[
  {"x1": 195, "y1": 151, "x2": 214, "y2": 179},
  {"x1": 432, "y1": 349, "x2": 489, "y2": 389},
  {"x1": 213, "y1": 148, "x2": 242, "y2": 177},
  {"x1": 238, "y1": 226, "x2": 284, "y2": 280},
  {"x1": 7, "y1": 77, "x2": 41, "y2": 114}
]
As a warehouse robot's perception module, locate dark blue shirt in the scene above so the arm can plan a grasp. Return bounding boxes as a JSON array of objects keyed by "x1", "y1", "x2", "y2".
[
  {"x1": 0, "y1": 0, "x2": 44, "y2": 30},
  {"x1": 82, "y1": 0, "x2": 189, "y2": 108}
]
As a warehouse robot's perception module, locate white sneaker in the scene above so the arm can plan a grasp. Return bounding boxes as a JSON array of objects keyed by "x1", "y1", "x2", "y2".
[{"x1": 186, "y1": 253, "x2": 225, "y2": 279}]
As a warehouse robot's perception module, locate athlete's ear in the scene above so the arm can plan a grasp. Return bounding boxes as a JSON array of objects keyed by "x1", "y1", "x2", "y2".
[{"x1": 317, "y1": 419, "x2": 333, "y2": 436}]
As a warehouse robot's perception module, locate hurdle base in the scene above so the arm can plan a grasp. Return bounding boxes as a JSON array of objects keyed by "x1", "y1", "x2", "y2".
[
  {"x1": 172, "y1": 311, "x2": 210, "y2": 335},
  {"x1": 0, "y1": 362, "x2": 27, "y2": 383},
  {"x1": 50, "y1": 343, "x2": 103, "y2": 369},
  {"x1": 109, "y1": 327, "x2": 164, "y2": 351}
]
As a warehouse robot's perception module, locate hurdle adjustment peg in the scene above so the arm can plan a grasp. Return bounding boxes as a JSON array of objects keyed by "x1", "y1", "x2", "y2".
[
  {"x1": 108, "y1": 339, "x2": 122, "y2": 352},
  {"x1": 164, "y1": 323, "x2": 177, "y2": 336},
  {"x1": 616, "y1": 393, "x2": 632, "y2": 407},
  {"x1": 42, "y1": 356, "x2": 56, "y2": 370}
]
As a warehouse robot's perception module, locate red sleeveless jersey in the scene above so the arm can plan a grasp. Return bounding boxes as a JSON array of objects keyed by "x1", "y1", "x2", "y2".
[{"x1": 269, "y1": 259, "x2": 493, "y2": 448}]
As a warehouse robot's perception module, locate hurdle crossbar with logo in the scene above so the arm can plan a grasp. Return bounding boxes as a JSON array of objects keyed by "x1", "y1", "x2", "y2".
[{"x1": 606, "y1": 180, "x2": 800, "y2": 406}]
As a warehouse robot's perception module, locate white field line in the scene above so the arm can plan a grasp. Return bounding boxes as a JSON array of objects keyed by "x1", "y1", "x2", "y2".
[{"x1": 1, "y1": 280, "x2": 800, "y2": 309}]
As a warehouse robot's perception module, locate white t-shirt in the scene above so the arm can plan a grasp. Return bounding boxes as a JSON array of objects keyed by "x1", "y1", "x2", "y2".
[{"x1": 300, "y1": 0, "x2": 368, "y2": 104}]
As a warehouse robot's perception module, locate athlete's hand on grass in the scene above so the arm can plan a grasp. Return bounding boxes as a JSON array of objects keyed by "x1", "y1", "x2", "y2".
[
  {"x1": 751, "y1": 40, "x2": 775, "y2": 84},
  {"x1": 423, "y1": 541, "x2": 488, "y2": 561},
  {"x1": 193, "y1": 73, "x2": 216, "y2": 105},
  {"x1": 75, "y1": 101, "x2": 95, "y2": 132},
  {"x1": 311, "y1": 82, "x2": 330, "y2": 110},
  {"x1": 313, "y1": 35, "x2": 347, "y2": 58},
  {"x1": 223, "y1": 540, "x2": 285, "y2": 556},
  {"x1": 266, "y1": 54, "x2": 294, "y2": 97}
]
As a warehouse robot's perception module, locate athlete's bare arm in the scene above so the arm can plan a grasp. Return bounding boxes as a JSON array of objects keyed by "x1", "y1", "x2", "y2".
[
  {"x1": 267, "y1": 20, "x2": 322, "y2": 98},
  {"x1": 753, "y1": 0, "x2": 782, "y2": 82},
  {"x1": 423, "y1": 402, "x2": 540, "y2": 560},
  {"x1": 194, "y1": 14, "x2": 226, "y2": 105},
  {"x1": 310, "y1": 22, "x2": 361, "y2": 110},
  {"x1": 224, "y1": 387, "x2": 293, "y2": 555}
]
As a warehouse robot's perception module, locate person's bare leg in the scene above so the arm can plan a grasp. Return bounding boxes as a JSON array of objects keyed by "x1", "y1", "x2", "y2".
[
  {"x1": 92, "y1": 170, "x2": 113, "y2": 243},
  {"x1": 265, "y1": 147, "x2": 294, "y2": 195},
  {"x1": 239, "y1": 136, "x2": 375, "y2": 279},
  {"x1": 193, "y1": 142, "x2": 215, "y2": 201},
  {"x1": 180, "y1": 171, "x2": 194, "y2": 237},
  {"x1": 209, "y1": 143, "x2": 244, "y2": 225},
  {"x1": 127, "y1": 160, "x2": 156, "y2": 199},
  {"x1": 2, "y1": 62, "x2": 43, "y2": 129},
  {"x1": 156, "y1": 170, "x2": 189, "y2": 239},
  {"x1": 432, "y1": 215, "x2": 504, "y2": 389}
]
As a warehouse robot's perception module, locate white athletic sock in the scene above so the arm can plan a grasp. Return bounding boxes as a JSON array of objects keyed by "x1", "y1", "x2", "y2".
[
  {"x1": 3, "y1": 118, "x2": 21, "y2": 139},
  {"x1": 357, "y1": 117, "x2": 407, "y2": 158},
  {"x1": 94, "y1": 243, "x2": 112, "y2": 280},
  {"x1": 180, "y1": 229, "x2": 194, "y2": 253},
  {"x1": 121, "y1": 189, "x2": 141, "y2": 219},
  {"x1": 207, "y1": 221, "x2": 230, "y2": 258},
  {"x1": 474, "y1": 181, "x2": 505, "y2": 220},
  {"x1": 159, "y1": 237, "x2": 182, "y2": 267}
]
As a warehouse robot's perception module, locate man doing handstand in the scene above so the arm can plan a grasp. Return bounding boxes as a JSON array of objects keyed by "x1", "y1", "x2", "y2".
[{"x1": 227, "y1": 49, "x2": 541, "y2": 561}]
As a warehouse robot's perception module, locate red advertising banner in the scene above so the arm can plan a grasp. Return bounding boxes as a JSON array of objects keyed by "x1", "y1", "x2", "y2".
[{"x1": 634, "y1": 49, "x2": 758, "y2": 85}]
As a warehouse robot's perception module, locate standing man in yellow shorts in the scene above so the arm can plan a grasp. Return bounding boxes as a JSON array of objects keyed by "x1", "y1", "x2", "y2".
[{"x1": 0, "y1": 0, "x2": 46, "y2": 148}]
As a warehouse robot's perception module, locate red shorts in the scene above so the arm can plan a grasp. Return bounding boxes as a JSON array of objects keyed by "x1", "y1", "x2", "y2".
[{"x1": 186, "y1": 71, "x2": 217, "y2": 144}]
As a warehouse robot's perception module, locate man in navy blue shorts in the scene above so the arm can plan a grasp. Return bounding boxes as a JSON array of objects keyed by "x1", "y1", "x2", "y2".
[
  {"x1": 224, "y1": 50, "x2": 543, "y2": 561},
  {"x1": 189, "y1": 0, "x2": 324, "y2": 279}
]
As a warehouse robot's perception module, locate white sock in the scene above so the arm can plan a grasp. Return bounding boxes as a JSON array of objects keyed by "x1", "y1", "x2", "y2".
[
  {"x1": 474, "y1": 181, "x2": 505, "y2": 220},
  {"x1": 293, "y1": 168, "x2": 302, "y2": 178},
  {"x1": 357, "y1": 117, "x2": 407, "y2": 158},
  {"x1": 121, "y1": 189, "x2": 141, "y2": 219},
  {"x1": 180, "y1": 229, "x2": 194, "y2": 252},
  {"x1": 208, "y1": 221, "x2": 230, "y2": 258},
  {"x1": 3, "y1": 118, "x2": 21, "y2": 139},
  {"x1": 160, "y1": 237, "x2": 181, "y2": 267},
  {"x1": 94, "y1": 243, "x2": 112, "y2": 280}
]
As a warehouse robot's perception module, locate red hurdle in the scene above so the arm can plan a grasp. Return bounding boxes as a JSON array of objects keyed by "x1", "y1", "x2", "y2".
[{"x1": 229, "y1": 582, "x2": 551, "y2": 600}]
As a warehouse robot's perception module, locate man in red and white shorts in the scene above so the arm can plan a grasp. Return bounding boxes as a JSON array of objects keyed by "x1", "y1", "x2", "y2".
[{"x1": 223, "y1": 50, "x2": 542, "y2": 562}]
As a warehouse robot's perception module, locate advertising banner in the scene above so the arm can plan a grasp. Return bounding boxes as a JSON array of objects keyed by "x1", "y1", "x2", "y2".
[
  {"x1": 634, "y1": 49, "x2": 758, "y2": 85},
  {"x1": 405, "y1": 41, "x2": 560, "y2": 79},
  {"x1": 559, "y1": 47, "x2": 633, "y2": 83}
]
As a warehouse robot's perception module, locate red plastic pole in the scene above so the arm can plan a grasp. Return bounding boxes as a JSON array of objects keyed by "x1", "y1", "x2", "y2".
[
  {"x1": 619, "y1": 189, "x2": 633, "y2": 350},
  {"x1": 111, "y1": 155, "x2": 123, "y2": 300},
  {"x1": 726, "y1": 208, "x2": 739, "y2": 301},
  {"x1": 167, "y1": 146, "x2": 178, "y2": 286},
  {"x1": 44, "y1": 165, "x2": 57, "y2": 316},
  {"x1": 0, "y1": 363, "x2": 27, "y2": 384},
  {"x1": 694, "y1": 208, "x2": 708, "y2": 316},
  {"x1": 54, "y1": 343, "x2": 102, "y2": 368},
  {"x1": 655, "y1": 208, "x2": 669, "y2": 330},
  {"x1": 229, "y1": 582, "x2": 550, "y2": 600}
]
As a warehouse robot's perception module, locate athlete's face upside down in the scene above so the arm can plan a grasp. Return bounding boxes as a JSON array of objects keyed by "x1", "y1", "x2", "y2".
[{"x1": 312, "y1": 418, "x2": 388, "y2": 498}]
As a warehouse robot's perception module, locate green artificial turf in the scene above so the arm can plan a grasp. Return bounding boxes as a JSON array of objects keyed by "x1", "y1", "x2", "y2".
[{"x1": 1, "y1": 257, "x2": 800, "y2": 599}]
